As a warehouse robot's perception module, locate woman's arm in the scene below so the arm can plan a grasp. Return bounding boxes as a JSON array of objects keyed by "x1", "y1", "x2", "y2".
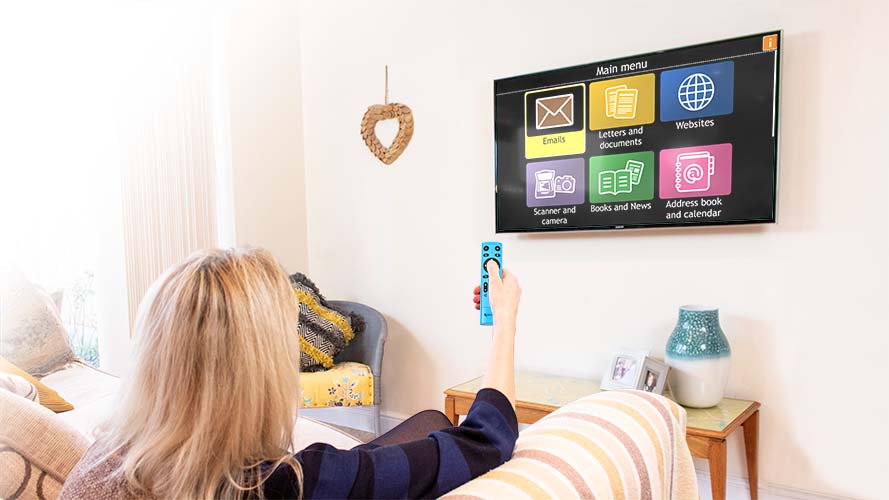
[
  {"x1": 479, "y1": 261, "x2": 520, "y2": 406},
  {"x1": 282, "y1": 388, "x2": 518, "y2": 499}
]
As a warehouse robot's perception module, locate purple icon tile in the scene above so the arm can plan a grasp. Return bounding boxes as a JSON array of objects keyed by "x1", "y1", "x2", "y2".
[{"x1": 526, "y1": 158, "x2": 585, "y2": 207}]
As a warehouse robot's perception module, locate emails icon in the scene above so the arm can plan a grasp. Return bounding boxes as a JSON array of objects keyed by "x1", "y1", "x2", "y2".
[{"x1": 536, "y1": 94, "x2": 574, "y2": 130}]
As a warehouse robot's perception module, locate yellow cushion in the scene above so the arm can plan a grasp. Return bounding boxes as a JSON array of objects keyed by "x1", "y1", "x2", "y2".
[
  {"x1": 0, "y1": 356, "x2": 74, "y2": 413},
  {"x1": 300, "y1": 362, "x2": 374, "y2": 408}
]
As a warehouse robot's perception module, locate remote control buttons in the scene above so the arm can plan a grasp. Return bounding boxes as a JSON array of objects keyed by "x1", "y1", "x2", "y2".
[
  {"x1": 495, "y1": 246, "x2": 500, "y2": 251},
  {"x1": 483, "y1": 283, "x2": 488, "y2": 293},
  {"x1": 483, "y1": 245, "x2": 489, "y2": 251},
  {"x1": 482, "y1": 258, "x2": 498, "y2": 273}
]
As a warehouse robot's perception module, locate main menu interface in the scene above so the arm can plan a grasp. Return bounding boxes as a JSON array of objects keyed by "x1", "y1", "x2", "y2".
[{"x1": 494, "y1": 32, "x2": 781, "y2": 232}]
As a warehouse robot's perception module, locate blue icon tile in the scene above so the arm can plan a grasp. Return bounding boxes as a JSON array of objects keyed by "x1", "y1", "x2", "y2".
[{"x1": 660, "y1": 61, "x2": 734, "y2": 121}]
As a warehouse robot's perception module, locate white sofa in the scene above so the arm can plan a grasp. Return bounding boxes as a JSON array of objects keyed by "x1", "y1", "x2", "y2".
[{"x1": 41, "y1": 361, "x2": 363, "y2": 450}]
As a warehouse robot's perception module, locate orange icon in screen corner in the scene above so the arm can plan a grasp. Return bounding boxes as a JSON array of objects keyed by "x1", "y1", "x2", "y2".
[
  {"x1": 762, "y1": 34, "x2": 778, "y2": 51},
  {"x1": 536, "y1": 94, "x2": 574, "y2": 129}
]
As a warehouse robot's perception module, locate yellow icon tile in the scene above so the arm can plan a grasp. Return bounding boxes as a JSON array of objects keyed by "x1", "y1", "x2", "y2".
[{"x1": 589, "y1": 74, "x2": 655, "y2": 131}]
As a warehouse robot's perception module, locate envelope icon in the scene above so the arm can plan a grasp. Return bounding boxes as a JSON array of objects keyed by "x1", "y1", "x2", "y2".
[{"x1": 536, "y1": 94, "x2": 574, "y2": 130}]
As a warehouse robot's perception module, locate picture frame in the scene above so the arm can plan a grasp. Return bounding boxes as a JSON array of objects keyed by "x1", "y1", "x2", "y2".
[
  {"x1": 637, "y1": 357, "x2": 670, "y2": 395},
  {"x1": 601, "y1": 349, "x2": 649, "y2": 391}
]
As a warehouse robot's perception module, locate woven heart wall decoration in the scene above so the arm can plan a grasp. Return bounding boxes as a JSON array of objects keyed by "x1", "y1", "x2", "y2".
[{"x1": 360, "y1": 66, "x2": 414, "y2": 165}]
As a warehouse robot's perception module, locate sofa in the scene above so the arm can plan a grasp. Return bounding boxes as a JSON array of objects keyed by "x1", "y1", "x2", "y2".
[
  {"x1": 0, "y1": 361, "x2": 366, "y2": 499},
  {"x1": 3, "y1": 363, "x2": 698, "y2": 500},
  {"x1": 1, "y1": 275, "x2": 697, "y2": 498}
]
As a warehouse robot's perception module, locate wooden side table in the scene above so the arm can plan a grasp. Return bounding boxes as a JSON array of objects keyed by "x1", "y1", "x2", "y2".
[{"x1": 444, "y1": 371, "x2": 760, "y2": 500}]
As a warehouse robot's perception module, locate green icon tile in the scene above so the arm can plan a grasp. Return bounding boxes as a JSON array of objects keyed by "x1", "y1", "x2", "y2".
[{"x1": 589, "y1": 151, "x2": 655, "y2": 203}]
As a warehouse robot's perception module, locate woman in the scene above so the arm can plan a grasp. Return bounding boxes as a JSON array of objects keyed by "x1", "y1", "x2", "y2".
[{"x1": 61, "y1": 248, "x2": 521, "y2": 499}]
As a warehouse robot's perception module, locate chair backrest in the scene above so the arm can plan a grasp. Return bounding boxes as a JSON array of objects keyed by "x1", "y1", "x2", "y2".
[{"x1": 329, "y1": 301, "x2": 387, "y2": 377}]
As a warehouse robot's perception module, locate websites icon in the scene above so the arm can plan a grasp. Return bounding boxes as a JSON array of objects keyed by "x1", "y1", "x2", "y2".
[
  {"x1": 677, "y1": 73, "x2": 715, "y2": 112},
  {"x1": 660, "y1": 61, "x2": 734, "y2": 121}
]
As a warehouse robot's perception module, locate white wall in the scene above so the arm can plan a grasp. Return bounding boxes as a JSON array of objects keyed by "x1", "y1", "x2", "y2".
[
  {"x1": 298, "y1": 1, "x2": 888, "y2": 498},
  {"x1": 223, "y1": 1, "x2": 309, "y2": 272}
]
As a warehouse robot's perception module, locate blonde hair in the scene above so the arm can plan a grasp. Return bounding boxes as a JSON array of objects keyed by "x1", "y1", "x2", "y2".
[{"x1": 103, "y1": 247, "x2": 303, "y2": 499}]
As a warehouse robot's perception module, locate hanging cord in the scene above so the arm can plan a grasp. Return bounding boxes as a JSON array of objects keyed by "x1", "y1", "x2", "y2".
[{"x1": 384, "y1": 65, "x2": 389, "y2": 105}]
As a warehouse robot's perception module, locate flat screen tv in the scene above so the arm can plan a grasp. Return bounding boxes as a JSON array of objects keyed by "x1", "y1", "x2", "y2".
[{"x1": 494, "y1": 31, "x2": 781, "y2": 232}]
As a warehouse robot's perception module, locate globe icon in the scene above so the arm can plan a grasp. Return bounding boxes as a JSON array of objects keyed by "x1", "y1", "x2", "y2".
[{"x1": 677, "y1": 73, "x2": 715, "y2": 111}]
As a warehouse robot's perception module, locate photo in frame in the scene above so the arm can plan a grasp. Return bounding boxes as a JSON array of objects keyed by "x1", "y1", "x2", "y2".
[
  {"x1": 637, "y1": 357, "x2": 670, "y2": 395},
  {"x1": 600, "y1": 349, "x2": 649, "y2": 391}
]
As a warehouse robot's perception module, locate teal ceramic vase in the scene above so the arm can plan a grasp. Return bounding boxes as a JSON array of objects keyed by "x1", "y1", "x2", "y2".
[{"x1": 665, "y1": 305, "x2": 731, "y2": 408}]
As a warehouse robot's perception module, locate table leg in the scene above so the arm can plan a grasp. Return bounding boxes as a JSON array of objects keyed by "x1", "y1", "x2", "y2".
[
  {"x1": 444, "y1": 395, "x2": 458, "y2": 425},
  {"x1": 708, "y1": 439, "x2": 727, "y2": 500},
  {"x1": 742, "y1": 410, "x2": 760, "y2": 500}
]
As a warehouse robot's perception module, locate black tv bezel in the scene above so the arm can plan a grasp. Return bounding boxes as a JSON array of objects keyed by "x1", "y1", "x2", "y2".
[{"x1": 493, "y1": 30, "x2": 782, "y2": 234}]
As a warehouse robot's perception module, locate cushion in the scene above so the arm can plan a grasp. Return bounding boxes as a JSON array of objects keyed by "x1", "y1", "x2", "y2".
[
  {"x1": 292, "y1": 417, "x2": 363, "y2": 451},
  {"x1": 0, "y1": 373, "x2": 39, "y2": 403},
  {"x1": 0, "y1": 356, "x2": 74, "y2": 412},
  {"x1": 440, "y1": 390, "x2": 699, "y2": 500},
  {"x1": 290, "y1": 273, "x2": 364, "y2": 371},
  {"x1": 300, "y1": 362, "x2": 374, "y2": 408},
  {"x1": 41, "y1": 362, "x2": 121, "y2": 440},
  {"x1": 0, "y1": 268, "x2": 76, "y2": 376},
  {"x1": 0, "y1": 388, "x2": 89, "y2": 500}
]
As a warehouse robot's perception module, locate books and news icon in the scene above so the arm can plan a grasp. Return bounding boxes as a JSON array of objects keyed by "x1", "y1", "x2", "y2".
[
  {"x1": 599, "y1": 160, "x2": 644, "y2": 195},
  {"x1": 604, "y1": 84, "x2": 638, "y2": 119},
  {"x1": 535, "y1": 94, "x2": 574, "y2": 129}
]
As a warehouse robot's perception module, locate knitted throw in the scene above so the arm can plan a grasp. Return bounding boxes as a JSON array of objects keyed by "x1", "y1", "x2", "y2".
[{"x1": 290, "y1": 273, "x2": 365, "y2": 372}]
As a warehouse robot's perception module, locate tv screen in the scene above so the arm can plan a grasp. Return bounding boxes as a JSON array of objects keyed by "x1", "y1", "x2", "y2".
[{"x1": 494, "y1": 31, "x2": 781, "y2": 233}]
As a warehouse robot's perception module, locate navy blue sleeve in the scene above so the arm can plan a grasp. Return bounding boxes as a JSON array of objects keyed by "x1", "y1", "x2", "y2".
[{"x1": 264, "y1": 388, "x2": 518, "y2": 499}]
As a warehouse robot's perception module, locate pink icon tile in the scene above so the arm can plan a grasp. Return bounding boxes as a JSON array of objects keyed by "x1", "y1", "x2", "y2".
[{"x1": 659, "y1": 143, "x2": 732, "y2": 199}]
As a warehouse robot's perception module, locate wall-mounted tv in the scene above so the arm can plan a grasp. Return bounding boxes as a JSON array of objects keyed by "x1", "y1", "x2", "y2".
[{"x1": 494, "y1": 31, "x2": 781, "y2": 232}]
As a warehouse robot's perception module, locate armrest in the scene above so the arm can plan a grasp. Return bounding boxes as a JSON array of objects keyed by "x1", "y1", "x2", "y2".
[{"x1": 440, "y1": 391, "x2": 698, "y2": 499}]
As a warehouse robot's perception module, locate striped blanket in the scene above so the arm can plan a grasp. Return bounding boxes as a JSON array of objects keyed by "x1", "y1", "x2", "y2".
[{"x1": 441, "y1": 390, "x2": 698, "y2": 500}]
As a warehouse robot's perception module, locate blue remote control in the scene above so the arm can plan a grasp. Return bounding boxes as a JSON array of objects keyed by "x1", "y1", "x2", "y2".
[{"x1": 480, "y1": 241, "x2": 503, "y2": 325}]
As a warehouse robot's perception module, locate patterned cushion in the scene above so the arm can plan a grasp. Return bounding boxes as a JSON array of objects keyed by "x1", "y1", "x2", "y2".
[
  {"x1": 441, "y1": 390, "x2": 699, "y2": 500},
  {"x1": 0, "y1": 388, "x2": 88, "y2": 500},
  {"x1": 290, "y1": 273, "x2": 364, "y2": 372},
  {"x1": 0, "y1": 356, "x2": 74, "y2": 413},
  {"x1": 300, "y1": 362, "x2": 374, "y2": 408},
  {"x1": 0, "y1": 269, "x2": 75, "y2": 377},
  {"x1": 0, "y1": 373, "x2": 39, "y2": 403}
]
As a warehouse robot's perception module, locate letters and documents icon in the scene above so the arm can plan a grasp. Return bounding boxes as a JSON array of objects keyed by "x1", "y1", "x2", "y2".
[
  {"x1": 604, "y1": 85, "x2": 638, "y2": 119},
  {"x1": 535, "y1": 94, "x2": 574, "y2": 130}
]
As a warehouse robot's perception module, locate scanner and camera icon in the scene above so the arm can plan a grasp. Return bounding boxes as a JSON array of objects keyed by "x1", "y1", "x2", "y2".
[{"x1": 525, "y1": 158, "x2": 585, "y2": 208}]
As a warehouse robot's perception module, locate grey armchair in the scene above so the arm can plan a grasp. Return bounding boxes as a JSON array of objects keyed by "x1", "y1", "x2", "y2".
[{"x1": 328, "y1": 301, "x2": 388, "y2": 435}]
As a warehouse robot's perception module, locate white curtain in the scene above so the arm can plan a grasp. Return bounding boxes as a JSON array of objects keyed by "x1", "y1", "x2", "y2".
[{"x1": 114, "y1": 5, "x2": 221, "y2": 331}]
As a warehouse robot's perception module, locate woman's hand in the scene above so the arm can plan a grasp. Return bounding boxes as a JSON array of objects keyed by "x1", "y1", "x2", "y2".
[
  {"x1": 485, "y1": 261, "x2": 520, "y2": 328},
  {"x1": 472, "y1": 262, "x2": 521, "y2": 325}
]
